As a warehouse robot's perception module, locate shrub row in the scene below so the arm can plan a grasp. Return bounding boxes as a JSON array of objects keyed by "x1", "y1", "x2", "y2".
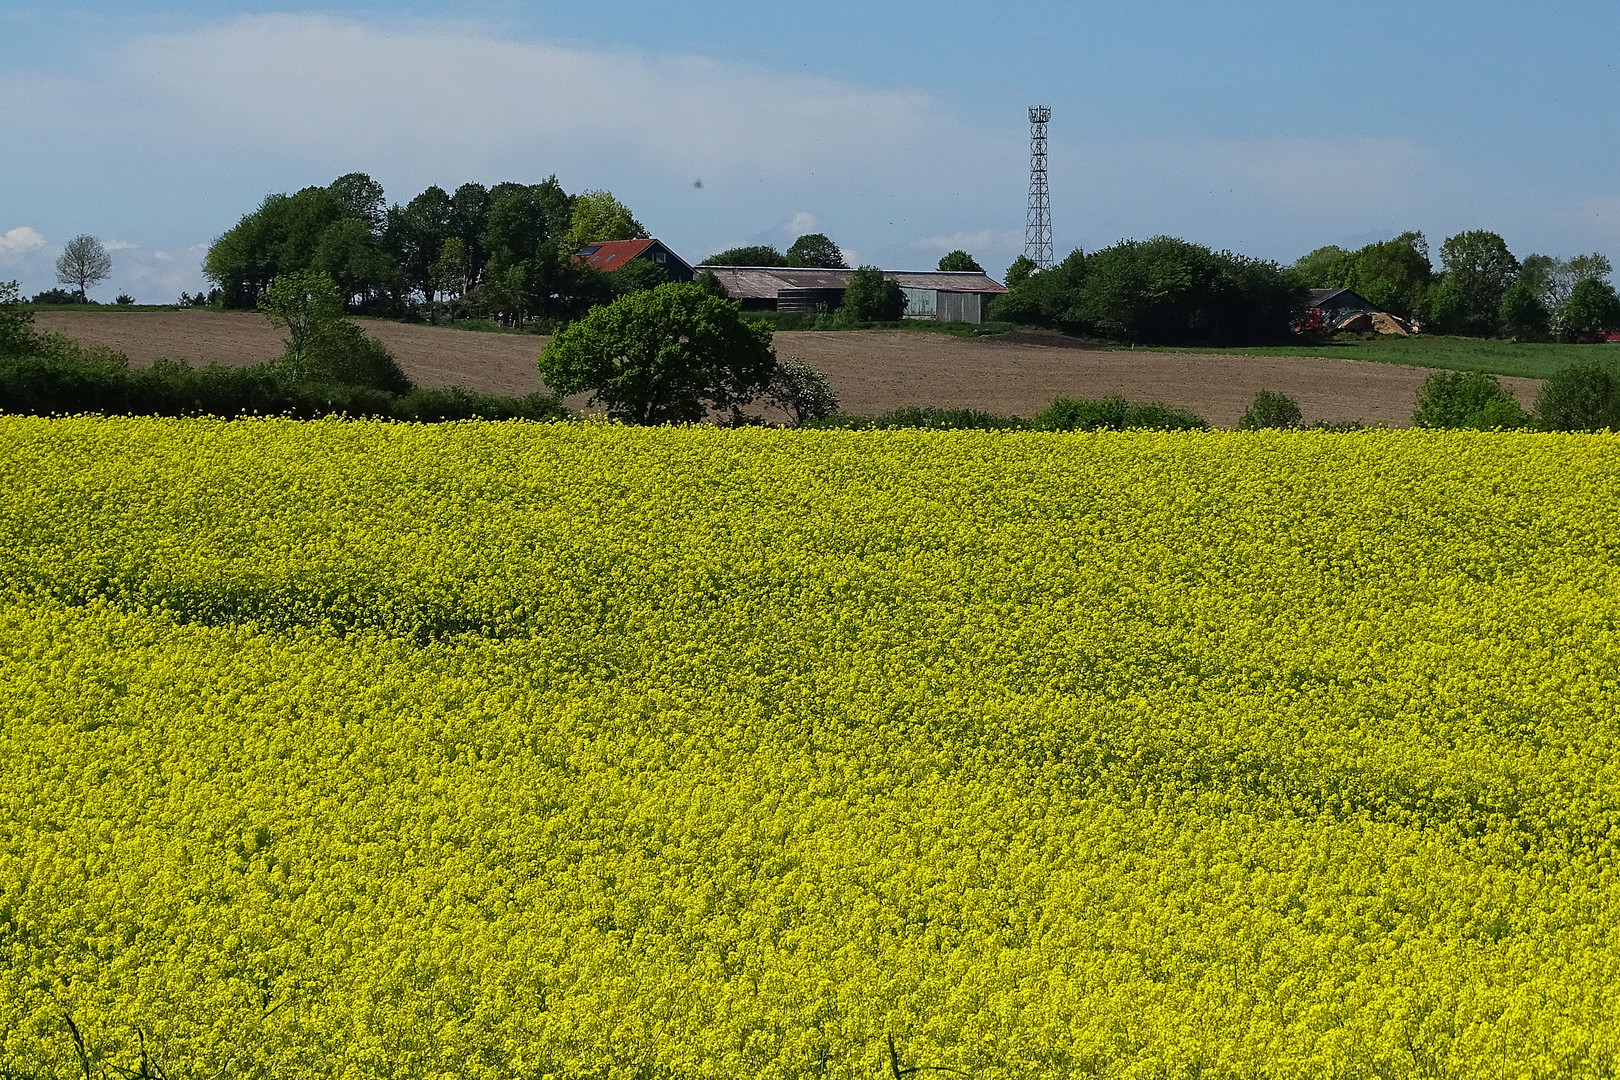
[
  {"x1": 0, "y1": 337, "x2": 565, "y2": 423},
  {"x1": 806, "y1": 397, "x2": 1211, "y2": 432},
  {"x1": 1412, "y1": 361, "x2": 1620, "y2": 431}
]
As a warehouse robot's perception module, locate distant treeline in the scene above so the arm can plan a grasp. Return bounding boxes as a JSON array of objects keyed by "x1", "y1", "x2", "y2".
[
  {"x1": 993, "y1": 231, "x2": 1620, "y2": 345},
  {"x1": 1293, "y1": 231, "x2": 1618, "y2": 341},
  {"x1": 203, "y1": 174, "x2": 665, "y2": 327}
]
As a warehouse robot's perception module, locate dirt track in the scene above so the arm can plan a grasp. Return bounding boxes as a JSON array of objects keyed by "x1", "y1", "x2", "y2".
[{"x1": 36, "y1": 310, "x2": 1541, "y2": 428}]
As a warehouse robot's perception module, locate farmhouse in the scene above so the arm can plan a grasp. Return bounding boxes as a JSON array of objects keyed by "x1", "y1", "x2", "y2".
[
  {"x1": 698, "y1": 266, "x2": 1010, "y2": 324},
  {"x1": 575, "y1": 239, "x2": 696, "y2": 282}
]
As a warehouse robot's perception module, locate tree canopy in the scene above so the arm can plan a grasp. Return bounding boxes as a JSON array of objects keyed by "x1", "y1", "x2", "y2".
[
  {"x1": 1430, "y1": 230, "x2": 1519, "y2": 335},
  {"x1": 994, "y1": 239, "x2": 1303, "y2": 345},
  {"x1": 701, "y1": 245, "x2": 788, "y2": 267},
  {"x1": 538, "y1": 282, "x2": 775, "y2": 424},
  {"x1": 786, "y1": 233, "x2": 847, "y2": 269},
  {"x1": 204, "y1": 173, "x2": 637, "y2": 326},
  {"x1": 1558, "y1": 277, "x2": 1620, "y2": 339},
  {"x1": 937, "y1": 250, "x2": 985, "y2": 273},
  {"x1": 565, "y1": 190, "x2": 645, "y2": 252}
]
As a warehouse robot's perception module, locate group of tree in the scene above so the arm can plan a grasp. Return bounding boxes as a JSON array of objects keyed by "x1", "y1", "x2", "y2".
[
  {"x1": 203, "y1": 173, "x2": 659, "y2": 326},
  {"x1": 1294, "y1": 231, "x2": 1620, "y2": 340},
  {"x1": 993, "y1": 237, "x2": 1306, "y2": 346}
]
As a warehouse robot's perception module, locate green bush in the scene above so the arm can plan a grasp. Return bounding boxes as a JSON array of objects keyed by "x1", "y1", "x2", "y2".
[
  {"x1": 1031, "y1": 394, "x2": 1209, "y2": 432},
  {"x1": 1534, "y1": 362, "x2": 1619, "y2": 431},
  {"x1": 300, "y1": 320, "x2": 413, "y2": 395},
  {"x1": 1412, "y1": 370, "x2": 1531, "y2": 429},
  {"x1": 1238, "y1": 390, "x2": 1303, "y2": 430},
  {"x1": 838, "y1": 266, "x2": 905, "y2": 323}
]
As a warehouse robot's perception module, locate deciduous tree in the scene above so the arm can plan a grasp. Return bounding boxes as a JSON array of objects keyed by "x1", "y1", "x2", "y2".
[
  {"x1": 565, "y1": 189, "x2": 644, "y2": 252},
  {"x1": 937, "y1": 250, "x2": 984, "y2": 273},
  {"x1": 55, "y1": 235, "x2": 112, "y2": 301},
  {"x1": 786, "y1": 233, "x2": 847, "y2": 269},
  {"x1": 1431, "y1": 230, "x2": 1518, "y2": 335},
  {"x1": 838, "y1": 266, "x2": 903, "y2": 321},
  {"x1": 538, "y1": 282, "x2": 775, "y2": 424}
]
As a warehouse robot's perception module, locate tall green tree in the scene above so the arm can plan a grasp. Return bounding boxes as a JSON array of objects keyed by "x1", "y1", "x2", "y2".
[
  {"x1": 538, "y1": 281, "x2": 775, "y2": 424},
  {"x1": 786, "y1": 233, "x2": 847, "y2": 269},
  {"x1": 565, "y1": 189, "x2": 644, "y2": 252},
  {"x1": 389, "y1": 186, "x2": 453, "y2": 304},
  {"x1": 206, "y1": 186, "x2": 353, "y2": 308},
  {"x1": 1430, "y1": 230, "x2": 1519, "y2": 335},
  {"x1": 329, "y1": 172, "x2": 387, "y2": 231},
  {"x1": 449, "y1": 182, "x2": 493, "y2": 287},
  {"x1": 313, "y1": 218, "x2": 400, "y2": 308}
]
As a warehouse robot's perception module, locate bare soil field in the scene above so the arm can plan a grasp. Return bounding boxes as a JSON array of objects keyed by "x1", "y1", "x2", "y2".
[{"x1": 36, "y1": 310, "x2": 1541, "y2": 428}]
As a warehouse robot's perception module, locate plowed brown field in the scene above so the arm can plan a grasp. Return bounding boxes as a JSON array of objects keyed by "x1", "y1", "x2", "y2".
[{"x1": 35, "y1": 310, "x2": 1540, "y2": 428}]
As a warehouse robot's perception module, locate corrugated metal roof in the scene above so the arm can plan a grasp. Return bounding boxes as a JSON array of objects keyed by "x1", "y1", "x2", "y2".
[
  {"x1": 577, "y1": 238, "x2": 657, "y2": 271},
  {"x1": 699, "y1": 266, "x2": 1008, "y2": 301}
]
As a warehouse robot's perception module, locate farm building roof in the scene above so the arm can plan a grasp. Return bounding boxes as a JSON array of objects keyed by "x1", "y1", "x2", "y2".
[
  {"x1": 576, "y1": 239, "x2": 658, "y2": 271},
  {"x1": 699, "y1": 266, "x2": 1008, "y2": 301},
  {"x1": 1308, "y1": 287, "x2": 1376, "y2": 311}
]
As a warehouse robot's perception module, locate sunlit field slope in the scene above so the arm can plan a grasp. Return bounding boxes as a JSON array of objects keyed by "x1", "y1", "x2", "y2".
[{"x1": 3, "y1": 418, "x2": 1619, "y2": 1079}]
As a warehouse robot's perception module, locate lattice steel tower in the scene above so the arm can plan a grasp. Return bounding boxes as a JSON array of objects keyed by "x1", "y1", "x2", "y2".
[{"x1": 1025, "y1": 105, "x2": 1053, "y2": 269}]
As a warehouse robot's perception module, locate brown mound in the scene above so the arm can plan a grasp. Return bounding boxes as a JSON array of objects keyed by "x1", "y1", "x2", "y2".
[{"x1": 1369, "y1": 312, "x2": 1413, "y2": 336}]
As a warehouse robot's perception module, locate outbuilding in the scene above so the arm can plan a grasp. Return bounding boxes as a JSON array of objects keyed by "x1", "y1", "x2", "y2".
[
  {"x1": 697, "y1": 266, "x2": 1009, "y2": 324},
  {"x1": 1308, "y1": 288, "x2": 1378, "y2": 323}
]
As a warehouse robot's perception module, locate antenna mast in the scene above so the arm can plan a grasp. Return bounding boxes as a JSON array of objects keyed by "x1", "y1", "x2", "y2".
[{"x1": 1025, "y1": 105, "x2": 1053, "y2": 269}]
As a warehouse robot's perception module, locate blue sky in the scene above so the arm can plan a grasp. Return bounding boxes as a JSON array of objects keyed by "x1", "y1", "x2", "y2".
[{"x1": 3, "y1": 0, "x2": 1618, "y2": 301}]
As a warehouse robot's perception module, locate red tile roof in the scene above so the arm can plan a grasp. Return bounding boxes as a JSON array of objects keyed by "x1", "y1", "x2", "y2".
[{"x1": 575, "y1": 238, "x2": 657, "y2": 271}]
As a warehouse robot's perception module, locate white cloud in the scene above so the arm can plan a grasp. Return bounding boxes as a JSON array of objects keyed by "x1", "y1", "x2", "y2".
[
  {"x1": 784, "y1": 211, "x2": 821, "y2": 235},
  {"x1": 913, "y1": 228, "x2": 1025, "y2": 254},
  {"x1": 104, "y1": 239, "x2": 139, "y2": 251},
  {"x1": 0, "y1": 226, "x2": 46, "y2": 259},
  {"x1": 839, "y1": 248, "x2": 861, "y2": 267},
  {"x1": 113, "y1": 15, "x2": 956, "y2": 188}
]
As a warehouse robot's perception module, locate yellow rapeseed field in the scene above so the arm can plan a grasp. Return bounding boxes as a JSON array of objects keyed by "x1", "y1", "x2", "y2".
[{"x1": 2, "y1": 416, "x2": 1618, "y2": 1079}]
